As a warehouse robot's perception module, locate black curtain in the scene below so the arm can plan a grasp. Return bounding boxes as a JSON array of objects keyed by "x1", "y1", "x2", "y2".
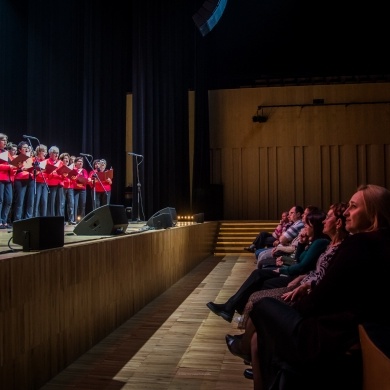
[
  {"x1": 131, "y1": 1, "x2": 196, "y2": 220},
  {"x1": 0, "y1": 0, "x2": 211, "y2": 219},
  {"x1": 0, "y1": 0, "x2": 131, "y2": 213}
]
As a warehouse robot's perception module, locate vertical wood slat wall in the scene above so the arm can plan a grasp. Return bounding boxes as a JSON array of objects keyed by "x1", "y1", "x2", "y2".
[
  {"x1": 208, "y1": 83, "x2": 390, "y2": 219},
  {"x1": 0, "y1": 222, "x2": 218, "y2": 389}
]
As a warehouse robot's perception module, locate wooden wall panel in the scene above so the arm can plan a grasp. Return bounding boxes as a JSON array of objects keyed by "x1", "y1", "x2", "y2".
[
  {"x1": 242, "y1": 147, "x2": 260, "y2": 219},
  {"x1": 0, "y1": 223, "x2": 218, "y2": 389},
  {"x1": 302, "y1": 145, "x2": 322, "y2": 207},
  {"x1": 267, "y1": 147, "x2": 278, "y2": 217},
  {"x1": 258, "y1": 146, "x2": 272, "y2": 218},
  {"x1": 339, "y1": 145, "x2": 359, "y2": 201},
  {"x1": 357, "y1": 144, "x2": 368, "y2": 186},
  {"x1": 276, "y1": 146, "x2": 296, "y2": 210},
  {"x1": 294, "y1": 146, "x2": 305, "y2": 205},
  {"x1": 366, "y1": 144, "x2": 386, "y2": 186},
  {"x1": 320, "y1": 145, "x2": 332, "y2": 208},
  {"x1": 208, "y1": 82, "x2": 390, "y2": 218}
]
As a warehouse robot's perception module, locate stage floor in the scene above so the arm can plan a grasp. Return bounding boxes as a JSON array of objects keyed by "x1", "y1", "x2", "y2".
[
  {"x1": 0, "y1": 221, "x2": 198, "y2": 259},
  {"x1": 0, "y1": 221, "x2": 151, "y2": 259}
]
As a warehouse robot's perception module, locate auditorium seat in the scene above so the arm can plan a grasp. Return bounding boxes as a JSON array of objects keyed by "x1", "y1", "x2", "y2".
[{"x1": 359, "y1": 323, "x2": 390, "y2": 390}]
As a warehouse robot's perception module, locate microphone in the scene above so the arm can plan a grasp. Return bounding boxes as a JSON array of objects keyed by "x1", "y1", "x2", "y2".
[
  {"x1": 80, "y1": 153, "x2": 92, "y2": 157},
  {"x1": 128, "y1": 152, "x2": 143, "y2": 157},
  {"x1": 23, "y1": 135, "x2": 38, "y2": 140}
]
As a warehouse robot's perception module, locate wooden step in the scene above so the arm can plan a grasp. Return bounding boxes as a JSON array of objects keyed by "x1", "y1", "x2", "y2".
[{"x1": 214, "y1": 220, "x2": 279, "y2": 255}]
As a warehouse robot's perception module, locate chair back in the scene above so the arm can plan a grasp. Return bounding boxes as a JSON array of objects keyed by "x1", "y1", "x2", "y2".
[{"x1": 359, "y1": 323, "x2": 390, "y2": 390}]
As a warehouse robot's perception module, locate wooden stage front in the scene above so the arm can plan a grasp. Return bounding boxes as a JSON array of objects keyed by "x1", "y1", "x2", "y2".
[{"x1": 0, "y1": 220, "x2": 219, "y2": 389}]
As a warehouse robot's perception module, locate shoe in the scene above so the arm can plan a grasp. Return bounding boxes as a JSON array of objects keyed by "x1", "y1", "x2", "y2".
[
  {"x1": 4, "y1": 224, "x2": 12, "y2": 229},
  {"x1": 244, "y1": 245, "x2": 255, "y2": 253},
  {"x1": 0, "y1": 224, "x2": 6, "y2": 229},
  {"x1": 206, "y1": 302, "x2": 234, "y2": 323},
  {"x1": 225, "y1": 334, "x2": 251, "y2": 363},
  {"x1": 68, "y1": 221, "x2": 77, "y2": 225},
  {"x1": 244, "y1": 368, "x2": 253, "y2": 380}
]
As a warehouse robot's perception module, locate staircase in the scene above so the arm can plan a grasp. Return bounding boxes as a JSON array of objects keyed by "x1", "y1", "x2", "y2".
[{"x1": 214, "y1": 220, "x2": 279, "y2": 256}]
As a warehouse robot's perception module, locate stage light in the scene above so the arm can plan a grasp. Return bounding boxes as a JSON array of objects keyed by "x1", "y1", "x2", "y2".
[
  {"x1": 176, "y1": 213, "x2": 204, "y2": 223},
  {"x1": 252, "y1": 108, "x2": 267, "y2": 123},
  {"x1": 252, "y1": 115, "x2": 267, "y2": 123}
]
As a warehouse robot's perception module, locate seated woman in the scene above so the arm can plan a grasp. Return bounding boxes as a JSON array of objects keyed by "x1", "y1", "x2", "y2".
[
  {"x1": 206, "y1": 209, "x2": 329, "y2": 323},
  {"x1": 250, "y1": 184, "x2": 390, "y2": 390},
  {"x1": 224, "y1": 202, "x2": 349, "y2": 365}
]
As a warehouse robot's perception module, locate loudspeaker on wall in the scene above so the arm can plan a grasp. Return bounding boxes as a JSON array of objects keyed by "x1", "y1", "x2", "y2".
[
  {"x1": 73, "y1": 205, "x2": 128, "y2": 236},
  {"x1": 13, "y1": 216, "x2": 65, "y2": 251},
  {"x1": 192, "y1": 0, "x2": 228, "y2": 36}
]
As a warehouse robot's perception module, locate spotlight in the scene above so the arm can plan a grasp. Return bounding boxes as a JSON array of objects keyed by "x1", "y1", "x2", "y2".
[
  {"x1": 252, "y1": 115, "x2": 268, "y2": 123},
  {"x1": 252, "y1": 108, "x2": 267, "y2": 123}
]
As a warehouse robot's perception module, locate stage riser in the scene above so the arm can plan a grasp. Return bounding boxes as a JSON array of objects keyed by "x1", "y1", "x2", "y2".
[{"x1": 0, "y1": 222, "x2": 218, "y2": 389}]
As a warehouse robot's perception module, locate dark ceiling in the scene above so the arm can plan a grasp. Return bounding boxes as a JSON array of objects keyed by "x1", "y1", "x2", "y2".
[{"x1": 202, "y1": 0, "x2": 390, "y2": 89}]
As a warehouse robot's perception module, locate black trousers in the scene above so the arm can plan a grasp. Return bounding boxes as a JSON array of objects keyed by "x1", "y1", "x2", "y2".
[
  {"x1": 250, "y1": 297, "x2": 362, "y2": 390},
  {"x1": 224, "y1": 269, "x2": 292, "y2": 314},
  {"x1": 253, "y1": 231, "x2": 276, "y2": 249}
]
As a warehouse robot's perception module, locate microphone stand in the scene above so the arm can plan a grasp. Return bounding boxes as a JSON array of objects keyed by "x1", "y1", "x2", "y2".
[
  {"x1": 135, "y1": 155, "x2": 143, "y2": 223},
  {"x1": 24, "y1": 137, "x2": 37, "y2": 195}
]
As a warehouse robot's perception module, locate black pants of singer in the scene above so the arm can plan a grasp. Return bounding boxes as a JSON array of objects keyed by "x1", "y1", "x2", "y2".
[
  {"x1": 250, "y1": 297, "x2": 362, "y2": 390},
  {"x1": 224, "y1": 268, "x2": 294, "y2": 314}
]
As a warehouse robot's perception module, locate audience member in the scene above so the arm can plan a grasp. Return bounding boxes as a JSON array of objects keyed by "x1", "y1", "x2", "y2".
[
  {"x1": 250, "y1": 184, "x2": 390, "y2": 390},
  {"x1": 225, "y1": 203, "x2": 348, "y2": 370},
  {"x1": 206, "y1": 209, "x2": 328, "y2": 323},
  {"x1": 255, "y1": 205, "x2": 306, "y2": 266},
  {"x1": 244, "y1": 211, "x2": 290, "y2": 253}
]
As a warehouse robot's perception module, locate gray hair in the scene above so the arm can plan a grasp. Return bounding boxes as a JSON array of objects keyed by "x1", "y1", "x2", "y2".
[{"x1": 48, "y1": 146, "x2": 59, "y2": 154}]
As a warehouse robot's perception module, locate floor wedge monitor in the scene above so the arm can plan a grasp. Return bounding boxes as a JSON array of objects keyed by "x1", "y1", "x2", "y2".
[
  {"x1": 13, "y1": 216, "x2": 65, "y2": 251},
  {"x1": 147, "y1": 207, "x2": 177, "y2": 229},
  {"x1": 74, "y1": 204, "x2": 128, "y2": 236}
]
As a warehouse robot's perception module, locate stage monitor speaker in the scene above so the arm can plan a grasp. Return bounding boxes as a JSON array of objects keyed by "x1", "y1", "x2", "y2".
[
  {"x1": 192, "y1": 0, "x2": 228, "y2": 36},
  {"x1": 146, "y1": 207, "x2": 177, "y2": 229},
  {"x1": 193, "y1": 213, "x2": 205, "y2": 223},
  {"x1": 73, "y1": 205, "x2": 128, "y2": 236},
  {"x1": 151, "y1": 213, "x2": 173, "y2": 229},
  {"x1": 13, "y1": 216, "x2": 65, "y2": 251}
]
